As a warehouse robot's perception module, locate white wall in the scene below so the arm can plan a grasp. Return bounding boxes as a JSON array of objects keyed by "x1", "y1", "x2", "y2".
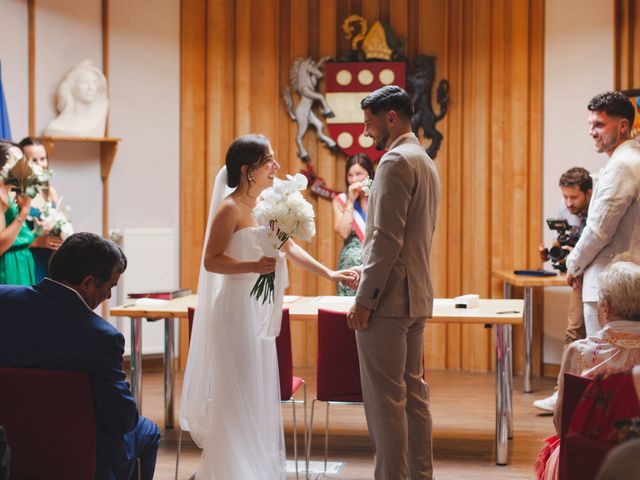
[
  {"x1": 543, "y1": 0, "x2": 614, "y2": 364},
  {"x1": 0, "y1": 0, "x2": 29, "y2": 140}
]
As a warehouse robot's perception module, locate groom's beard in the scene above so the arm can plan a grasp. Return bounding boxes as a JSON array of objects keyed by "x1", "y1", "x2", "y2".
[{"x1": 374, "y1": 131, "x2": 389, "y2": 151}]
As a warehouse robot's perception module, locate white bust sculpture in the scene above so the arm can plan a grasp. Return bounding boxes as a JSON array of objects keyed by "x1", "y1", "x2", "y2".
[{"x1": 44, "y1": 60, "x2": 108, "y2": 137}]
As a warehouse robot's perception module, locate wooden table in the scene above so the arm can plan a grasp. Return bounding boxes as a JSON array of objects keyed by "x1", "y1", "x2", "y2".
[
  {"x1": 110, "y1": 295, "x2": 523, "y2": 465},
  {"x1": 492, "y1": 270, "x2": 568, "y2": 393},
  {"x1": 110, "y1": 294, "x2": 197, "y2": 428},
  {"x1": 286, "y1": 296, "x2": 524, "y2": 466}
]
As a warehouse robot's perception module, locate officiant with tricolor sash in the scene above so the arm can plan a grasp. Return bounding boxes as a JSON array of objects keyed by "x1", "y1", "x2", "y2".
[{"x1": 332, "y1": 152, "x2": 375, "y2": 296}]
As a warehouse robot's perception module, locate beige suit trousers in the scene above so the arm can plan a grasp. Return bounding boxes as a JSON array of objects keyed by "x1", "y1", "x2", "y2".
[{"x1": 356, "y1": 314, "x2": 433, "y2": 480}]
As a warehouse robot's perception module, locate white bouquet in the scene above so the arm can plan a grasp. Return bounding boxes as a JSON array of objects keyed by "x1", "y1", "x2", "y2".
[
  {"x1": 251, "y1": 173, "x2": 316, "y2": 303},
  {"x1": 0, "y1": 146, "x2": 53, "y2": 198},
  {"x1": 361, "y1": 176, "x2": 373, "y2": 196},
  {"x1": 36, "y1": 202, "x2": 74, "y2": 240}
]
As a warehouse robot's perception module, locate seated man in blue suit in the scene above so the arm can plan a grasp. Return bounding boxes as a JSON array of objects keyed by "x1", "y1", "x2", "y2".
[{"x1": 0, "y1": 232, "x2": 160, "y2": 480}]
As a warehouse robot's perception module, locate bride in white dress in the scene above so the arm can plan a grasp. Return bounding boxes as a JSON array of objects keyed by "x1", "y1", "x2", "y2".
[{"x1": 180, "y1": 134, "x2": 356, "y2": 479}]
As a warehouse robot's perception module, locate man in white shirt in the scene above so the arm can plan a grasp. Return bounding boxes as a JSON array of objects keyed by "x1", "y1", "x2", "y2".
[{"x1": 567, "y1": 91, "x2": 640, "y2": 339}]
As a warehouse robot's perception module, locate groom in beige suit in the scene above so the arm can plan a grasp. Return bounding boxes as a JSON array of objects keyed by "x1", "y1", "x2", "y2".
[{"x1": 347, "y1": 86, "x2": 441, "y2": 480}]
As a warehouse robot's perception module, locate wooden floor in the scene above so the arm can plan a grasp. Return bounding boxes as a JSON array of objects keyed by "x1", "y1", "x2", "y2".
[{"x1": 140, "y1": 367, "x2": 555, "y2": 479}]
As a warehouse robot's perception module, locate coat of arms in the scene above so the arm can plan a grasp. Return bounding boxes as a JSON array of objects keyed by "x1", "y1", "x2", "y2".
[{"x1": 281, "y1": 15, "x2": 450, "y2": 198}]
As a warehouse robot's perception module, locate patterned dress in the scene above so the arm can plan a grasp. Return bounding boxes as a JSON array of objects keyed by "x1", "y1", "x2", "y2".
[
  {"x1": 335, "y1": 193, "x2": 366, "y2": 296},
  {"x1": 337, "y1": 233, "x2": 363, "y2": 296}
]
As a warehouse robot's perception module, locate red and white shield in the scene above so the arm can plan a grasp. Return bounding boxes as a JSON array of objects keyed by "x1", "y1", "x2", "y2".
[{"x1": 325, "y1": 62, "x2": 406, "y2": 161}]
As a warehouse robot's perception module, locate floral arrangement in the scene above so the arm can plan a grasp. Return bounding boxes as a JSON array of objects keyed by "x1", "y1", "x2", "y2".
[
  {"x1": 35, "y1": 202, "x2": 74, "y2": 240},
  {"x1": 0, "y1": 146, "x2": 52, "y2": 198},
  {"x1": 251, "y1": 173, "x2": 316, "y2": 303},
  {"x1": 361, "y1": 176, "x2": 373, "y2": 196}
]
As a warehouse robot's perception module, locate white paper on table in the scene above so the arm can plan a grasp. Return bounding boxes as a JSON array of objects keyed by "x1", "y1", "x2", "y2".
[
  {"x1": 132, "y1": 298, "x2": 169, "y2": 306},
  {"x1": 283, "y1": 295, "x2": 301, "y2": 303},
  {"x1": 433, "y1": 298, "x2": 455, "y2": 307},
  {"x1": 311, "y1": 296, "x2": 356, "y2": 306}
]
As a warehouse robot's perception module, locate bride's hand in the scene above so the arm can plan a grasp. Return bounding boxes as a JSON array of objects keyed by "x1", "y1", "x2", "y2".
[
  {"x1": 330, "y1": 269, "x2": 359, "y2": 287},
  {"x1": 253, "y1": 256, "x2": 277, "y2": 274}
]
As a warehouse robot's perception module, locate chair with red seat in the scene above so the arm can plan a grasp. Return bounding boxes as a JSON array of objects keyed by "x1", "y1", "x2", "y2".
[
  {"x1": 276, "y1": 308, "x2": 307, "y2": 479},
  {"x1": 308, "y1": 308, "x2": 363, "y2": 473},
  {"x1": 558, "y1": 373, "x2": 604, "y2": 480},
  {"x1": 0, "y1": 366, "x2": 96, "y2": 480}
]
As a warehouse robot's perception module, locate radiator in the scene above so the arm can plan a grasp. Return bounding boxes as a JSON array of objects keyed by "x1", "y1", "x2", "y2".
[{"x1": 109, "y1": 228, "x2": 177, "y2": 356}]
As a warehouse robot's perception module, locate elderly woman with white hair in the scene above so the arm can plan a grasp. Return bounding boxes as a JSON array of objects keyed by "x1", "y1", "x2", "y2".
[{"x1": 536, "y1": 261, "x2": 640, "y2": 480}]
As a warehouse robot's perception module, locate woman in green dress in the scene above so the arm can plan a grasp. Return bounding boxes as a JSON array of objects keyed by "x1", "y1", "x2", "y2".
[
  {"x1": 19, "y1": 137, "x2": 63, "y2": 282},
  {"x1": 0, "y1": 141, "x2": 35, "y2": 285},
  {"x1": 332, "y1": 153, "x2": 375, "y2": 296}
]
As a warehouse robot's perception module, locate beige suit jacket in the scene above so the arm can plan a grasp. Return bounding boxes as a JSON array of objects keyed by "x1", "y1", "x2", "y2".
[
  {"x1": 355, "y1": 133, "x2": 441, "y2": 318},
  {"x1": 567, "y1": 139, "x2": 640, "y2": 302}
]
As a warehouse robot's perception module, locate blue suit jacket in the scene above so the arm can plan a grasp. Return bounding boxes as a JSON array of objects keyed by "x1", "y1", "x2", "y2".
[{"x1": 0, "y1": 279, "x2": 139, "y2": 477}]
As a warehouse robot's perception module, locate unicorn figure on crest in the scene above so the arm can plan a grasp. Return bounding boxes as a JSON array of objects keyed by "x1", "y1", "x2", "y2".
[{"x1": 283, "y1": 56, "x2": 337, "y2": 164}]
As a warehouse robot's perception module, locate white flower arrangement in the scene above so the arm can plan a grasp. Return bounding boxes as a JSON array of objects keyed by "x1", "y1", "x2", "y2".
[
  {"x1": 36, "y1": 202, "x2": 74, "y2": 240},
  {"x1": 361, "y1": 176, "x2": 373, "y2": 196},
  {"x1": 251, "y1": 173, "x2": 316, "y2": 303},
  {"x1": 0, "y1": 146, "x2": 23, "y2": 182},
  {"x1": 1, "y1": 146, "x2": 53, "y2": 198}
]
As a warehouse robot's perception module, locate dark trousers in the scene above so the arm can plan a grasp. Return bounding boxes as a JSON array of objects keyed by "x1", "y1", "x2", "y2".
[{"x1": 96, "y1": 416, "x2": 161, "y2": 480}]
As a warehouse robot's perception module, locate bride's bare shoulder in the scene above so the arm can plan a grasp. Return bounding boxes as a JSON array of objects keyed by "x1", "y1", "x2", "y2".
[{"x1": 217, "y1": 196, "x2": 241, "y2": 215}]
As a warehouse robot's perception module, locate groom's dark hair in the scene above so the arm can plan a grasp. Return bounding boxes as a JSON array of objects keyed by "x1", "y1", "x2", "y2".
[
  {"x1": 49, "y1": 232, "x2": 127, "y2": 285},
  {"x1": 361, "y1": 85, "x2": 413, "y2": 120},
  {"x1": 225, "y1": 134, "x2": 271, "y2": 188}
]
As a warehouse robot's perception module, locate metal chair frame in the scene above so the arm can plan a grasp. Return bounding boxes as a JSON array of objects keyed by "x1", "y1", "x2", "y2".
[{"x1": 307, "y1": 399, "x2": 364, "y2": 473}]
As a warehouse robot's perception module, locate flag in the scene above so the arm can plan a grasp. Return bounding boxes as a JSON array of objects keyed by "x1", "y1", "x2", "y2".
[{"x1": 0, "y1": 61, "x2": 12, "y2": 140}]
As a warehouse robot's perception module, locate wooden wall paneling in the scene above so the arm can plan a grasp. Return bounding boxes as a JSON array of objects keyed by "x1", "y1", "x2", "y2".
[
  {"x1": 418, "y1": 0, "x2": 448, "y2": 370},
  {"x1": 615, "y1": 0, "x2": 633, "y2": 89},
  {"x1": 528, "y1": 0, "x2": 545, "y2": 375},
  {"x1": 234, "y1": 0, "x2": 251, "y2": 135},
  {"x1": 487, "y1": 0, "x2": 506, "y2": 372},
  {"x1": 249, "y1": 0, "x2": 278, "y2": 140},
  {"x1": 287, "y1": 0, "x2": 313, "y2": 365},
  {"x1": 316, "y1": 0, "x2": 338, "y2": 296},
  {"x1": 615, "y1": 0, "x2": 640, "y2": 90},
  {"x1": 179, "y1": 0, "x2": 208, "y2": 366},
  {"x1": 636, "y1": 1, "x2": 640, "y2": 86},
  {"x1": 614, "y1": 0, "x2": 626, "y2": 89},
  {"x1": 461, "y1": 0, "x2": 492, "y2": 371},
  {"x1": 276, "y1": 0, "x2": 293, "y2": 194},
  {"x1": 388, "y1": 0, "x2": 408, "y2": 39},
  {"x1": 361, "y1": 0, "x2": 382, "y2": 24},
  {"x1": 444, "y1": 0, "x2": 464, "y2": 370},
  {"x1": 206, "y1": 0, "x2": 236, "y2": 196},
  {"x1": 332, "y1": 0, "x2": 346, "y2": 291},
  {"x1": 304, "y1": 0, "x2": 320, "y2": 299},
  {"x1": 286, "y1": 0, "x2": 309, "y2": 298}
]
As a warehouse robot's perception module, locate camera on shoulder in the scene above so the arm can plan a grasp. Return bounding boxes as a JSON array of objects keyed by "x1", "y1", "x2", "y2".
[{"x1": 545, "y1": 218, "x2": 581, "y2": 272}]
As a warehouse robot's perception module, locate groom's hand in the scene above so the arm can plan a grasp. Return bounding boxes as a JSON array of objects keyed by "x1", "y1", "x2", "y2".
[{"x1": 347, "y1": 302, "x2": 371, "y2": 330}]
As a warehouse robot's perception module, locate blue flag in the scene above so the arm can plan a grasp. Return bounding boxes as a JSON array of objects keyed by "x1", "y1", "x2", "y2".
[{"x1": 0, "y1": 61, "x2": 12, "y2": 140}]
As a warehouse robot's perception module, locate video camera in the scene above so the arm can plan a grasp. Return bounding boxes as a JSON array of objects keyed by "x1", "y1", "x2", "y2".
[{"x1": 545, "y1": 218, "x2": 581, "y2": 272}]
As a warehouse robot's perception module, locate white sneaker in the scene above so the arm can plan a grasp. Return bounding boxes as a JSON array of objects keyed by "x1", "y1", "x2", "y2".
[{"x1": 532, "y1": 391, "x2": 558, "y2": 412}]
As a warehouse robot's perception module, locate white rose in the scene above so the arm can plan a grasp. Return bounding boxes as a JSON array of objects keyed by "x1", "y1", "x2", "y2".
[
  {"x1": 297, "y1": 218, "x2": 316, "y2": 241},
  {"x1": 256, "y1": 226, "x2": 280, "y2": 256},
  {"x1": 60, "y1": 222, "x2": 74, "y2": 240}
]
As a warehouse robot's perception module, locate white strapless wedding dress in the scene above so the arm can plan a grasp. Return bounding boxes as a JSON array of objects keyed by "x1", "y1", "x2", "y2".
[{"x1": 184, "y1": 227, "x2": 286, "y2": 479}]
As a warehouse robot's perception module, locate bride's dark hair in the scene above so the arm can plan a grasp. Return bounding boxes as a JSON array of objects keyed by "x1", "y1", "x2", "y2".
[{"x1": 225, "y1": 134, "x2": 271, "y2": 188}]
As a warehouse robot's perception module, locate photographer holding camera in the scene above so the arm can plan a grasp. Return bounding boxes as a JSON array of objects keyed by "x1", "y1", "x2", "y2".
[{"x1": 534, "y1": 167, "x2": 592, "y2": 412}]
